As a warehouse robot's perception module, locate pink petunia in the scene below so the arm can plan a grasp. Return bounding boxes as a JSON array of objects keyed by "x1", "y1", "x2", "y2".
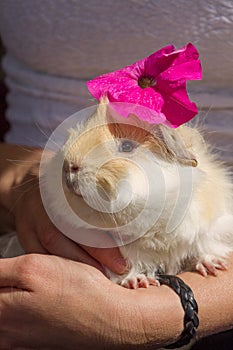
[{"x1": 87, "y1": 43, "x2": 202, "y2": 127}]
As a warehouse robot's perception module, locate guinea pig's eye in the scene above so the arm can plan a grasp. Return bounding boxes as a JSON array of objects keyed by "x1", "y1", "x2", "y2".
[{"x1": 119, "y1": 140, "x2": 136, "y2": 153}]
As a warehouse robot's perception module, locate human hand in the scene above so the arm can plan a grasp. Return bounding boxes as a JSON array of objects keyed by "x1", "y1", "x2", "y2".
[
  {"x1": 14, "y1": 176, "x2": 126, "y2": 274},
  {"x1": 1, "y1": 253, "x2": 233, "y2": 349},
  {"x1": 0, "y1": 254, "x2": 130, "y2": 349},
  {"x1": 0, "y1": 254, "x2": 195, "y2": 350},
  {"x1": 0, "y1": 144, "x2": 126, "y2": 274}
]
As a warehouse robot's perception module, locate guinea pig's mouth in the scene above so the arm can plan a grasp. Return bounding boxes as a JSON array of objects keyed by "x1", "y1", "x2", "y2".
[
  {"x1": 71, "y1": 189, "x2": 83, "y2": 198},
  {"x1": 63, "y1": 171, "x2": 83, "y2": 198}
]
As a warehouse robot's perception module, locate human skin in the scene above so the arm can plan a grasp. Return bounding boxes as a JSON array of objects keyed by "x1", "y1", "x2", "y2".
[
  {"x1": 0, "y1": 143, "x2": 233, "y2": 349},
  {"x1": 0, "y1": 254, "x2": 232, "y2": 349},
  {"x1": 0, "y1": 142, "x2": 127, "y2": 274}
]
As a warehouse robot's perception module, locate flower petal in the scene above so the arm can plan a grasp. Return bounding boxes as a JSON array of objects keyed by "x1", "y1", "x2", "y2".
[
  {"x1": 108, "y1": 101, "x2": 167, "y2": 125},
  {"x1": 159, "y1": 60, "x2": 202, "y2": 81},
  {"x1": 132, "y1": 88, "x2": 164, "y2": 112},
  {"x1": 158, "y1": 43, "x2": 202, "y2": 81},
  {"x1": 108, "y1": 87, "x2": 166, "y2": 124},
  {"x1": 143, "y1": 45, "x2": 177, "y2": 78},
  {"x1": 87, "y1": 42, "x2": 202, "y2": 128},
  {"x1": 87, "y1": 74, "x2": 137, "y2": 100},
  {"x1": 170, "y1": 42, "x2": 200, "y2": 64},
  {"x1": 157, "y1": 80, "x2": 198, "y2": 127}
]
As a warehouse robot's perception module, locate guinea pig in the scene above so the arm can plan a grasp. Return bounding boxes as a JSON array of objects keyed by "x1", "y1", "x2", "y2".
[{"x1": 46, "y1": 98, "x2": 233, "y2": 289}]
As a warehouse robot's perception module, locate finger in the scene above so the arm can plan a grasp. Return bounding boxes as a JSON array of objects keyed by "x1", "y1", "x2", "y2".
[
  {"x1": 38, "y1": 227, "x2": 104, "y2": 272},
  {"x1": 81, "y1": 245, "x2": 127, "y2": 274},
  {"x1": 0, "y1": 257, "x2": 28, "y2": 288}
]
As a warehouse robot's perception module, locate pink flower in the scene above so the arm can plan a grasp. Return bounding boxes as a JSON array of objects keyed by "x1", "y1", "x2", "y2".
[{"x1": 87, "y1": 43, "x2": 202, "y2": 127}]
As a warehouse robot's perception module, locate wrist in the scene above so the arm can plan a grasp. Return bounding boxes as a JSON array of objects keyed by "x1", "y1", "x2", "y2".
[
  {"x1": 113, "y1": 284, "x2": 184, "y2": 348},
  {"x1": 84, "y1": 278, "x2": 184, "y2": 349}
]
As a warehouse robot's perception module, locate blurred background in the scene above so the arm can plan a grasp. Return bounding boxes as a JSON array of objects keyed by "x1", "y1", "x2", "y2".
[{"x1": 0, "y1": 37, "x2": 9, "y2": 141}]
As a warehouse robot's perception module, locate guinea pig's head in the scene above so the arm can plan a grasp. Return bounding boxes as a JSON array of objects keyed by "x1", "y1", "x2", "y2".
[{"x1": 61, "y1": 100, "x2": 198, "y2": 225}]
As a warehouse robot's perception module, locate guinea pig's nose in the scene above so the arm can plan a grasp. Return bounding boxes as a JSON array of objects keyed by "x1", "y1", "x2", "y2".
[{"x1": 69, "y1": 162, "x2": 80, "y2": 174}]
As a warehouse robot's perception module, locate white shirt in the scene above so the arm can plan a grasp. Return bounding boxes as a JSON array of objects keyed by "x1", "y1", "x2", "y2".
[{"x1": 0, "y1": 0, "x2": 232, "y2": 168}]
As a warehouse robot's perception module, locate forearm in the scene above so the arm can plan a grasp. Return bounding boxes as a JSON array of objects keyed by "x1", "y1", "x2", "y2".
[
  {"x1": 181, "y1": 256, "x2": 233, "y2": 339},
  {"x1": 113, "y1": 254, "x2": 233, "y2": 348},
  {"x1": 74, "y1": 268, "x2": 226, "y2": 349}
]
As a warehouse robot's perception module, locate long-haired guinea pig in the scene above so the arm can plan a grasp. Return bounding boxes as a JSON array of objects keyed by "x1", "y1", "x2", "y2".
[{"x1": 48, "y1": 99, "x2": 233, "y2": 288}]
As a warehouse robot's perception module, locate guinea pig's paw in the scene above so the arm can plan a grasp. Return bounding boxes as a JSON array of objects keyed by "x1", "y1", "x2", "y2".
[
  {"x1": 195, "y1": 255, "x2": 228, "y2": 277},
  {"x1": 121, "y1": 274, "x2": 160, "y2": 289}
]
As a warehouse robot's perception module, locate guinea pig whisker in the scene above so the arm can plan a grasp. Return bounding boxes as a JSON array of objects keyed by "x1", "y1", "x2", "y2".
[
  {"x1": 97, "y1": 184, "x2": 112, "y2": 202},
  {"x1": 11, "y1": 177, "x2": 38, "y2": 190},
  {"x1": 9, "y1": 181, "x2": 40, "y2": 214},
  {"x1": 6, "y1": 159, "x2": 41, "y2": 165},
  {"x1": 85, "y1": 188, "x2": 116, "y2": 227},
  {"x1": 33, "y1": 121, "x2": 61, "y2": 149},
  {"x1": 87, "y1": 193, "x2": 111, "y2": 227}
]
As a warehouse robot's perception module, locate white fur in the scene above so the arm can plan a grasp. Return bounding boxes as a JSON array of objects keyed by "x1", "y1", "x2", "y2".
[
  {"x1": 114, "y1": 133, "x2": 233, "y2": 285},
  {"x1": 2, "y1": 104, "x2": 233, "y2": 283},
  {"x1": 41, "y1": 105, "x2": 233, "y2": 285}
]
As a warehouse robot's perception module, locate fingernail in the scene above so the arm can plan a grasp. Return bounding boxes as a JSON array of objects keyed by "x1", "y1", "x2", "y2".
[{"x1": 113, "y1": 257, "x2": 127, "y2": 274}]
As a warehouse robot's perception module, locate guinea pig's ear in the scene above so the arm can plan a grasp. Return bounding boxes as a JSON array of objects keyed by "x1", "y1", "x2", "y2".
[
  {"x1": 96, "y1": 97, "x2": 109, "y2": 122},
  {"x1": 96, "y1": 97, "x2": 125, "y2": 126},
  {"x1": 151, "y1": 125, "x2": 198, "y2": 167}
]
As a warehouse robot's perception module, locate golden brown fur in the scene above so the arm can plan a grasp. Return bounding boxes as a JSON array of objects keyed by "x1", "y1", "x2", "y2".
[{"x1": 53, "y1": 99, "x2": 233, "y2": 287}]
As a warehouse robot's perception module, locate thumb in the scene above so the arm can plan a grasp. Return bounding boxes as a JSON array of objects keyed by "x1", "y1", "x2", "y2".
[{"x1": 81, "y1": 245, "x2": 127, "y2": 275}]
